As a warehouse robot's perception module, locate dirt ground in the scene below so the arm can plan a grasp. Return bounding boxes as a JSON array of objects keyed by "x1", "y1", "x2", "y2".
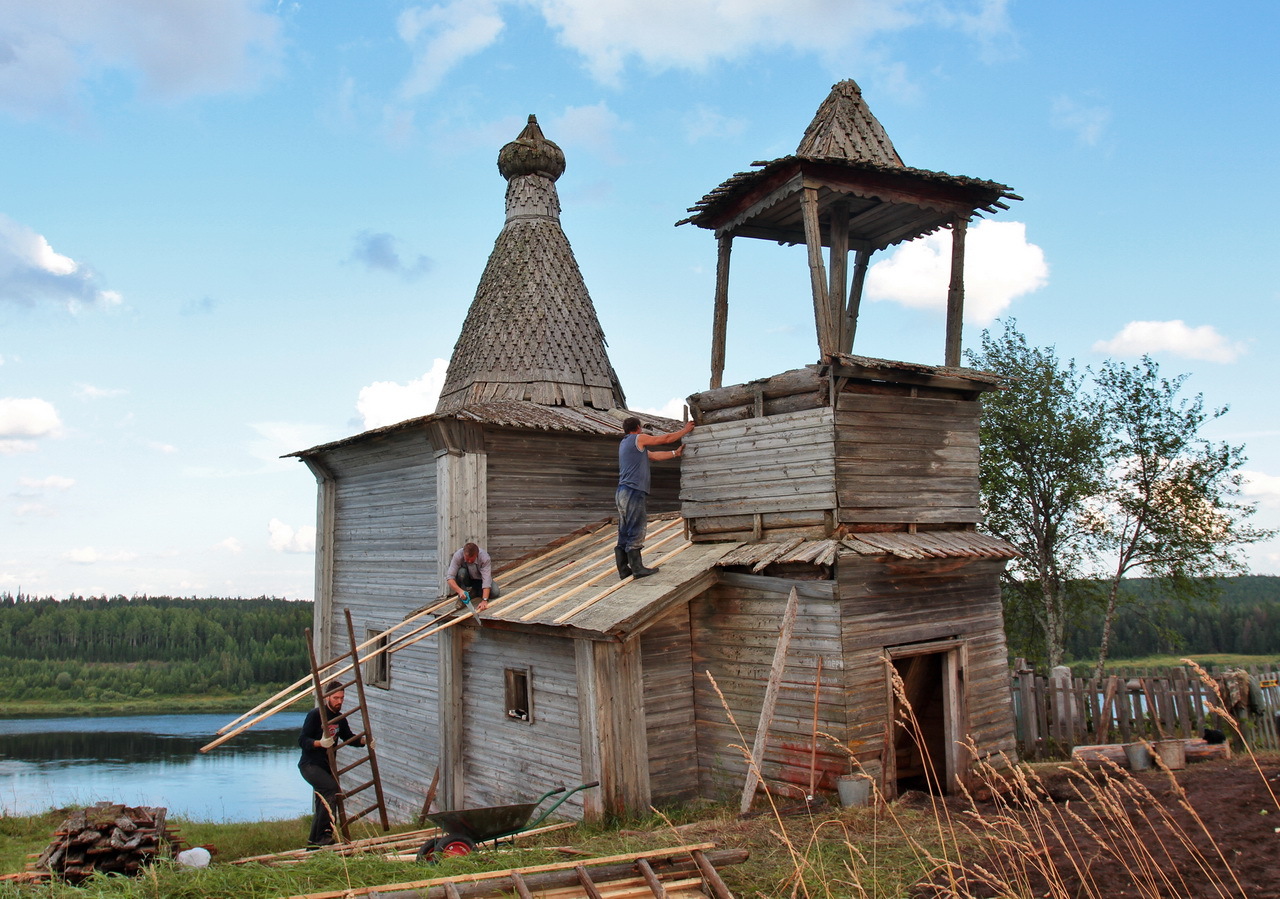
[{"x1": 925, "y1": 756, "x2": 1280, "y2": 899}]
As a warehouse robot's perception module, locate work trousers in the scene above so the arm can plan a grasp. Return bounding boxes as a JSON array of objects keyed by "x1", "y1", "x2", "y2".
[
  {"x1": 615, "y1": 485, "x2": 648, "y2": 552},
  {"x1": 455, "y1": 567, "x2": 501, "y2": 600},
  {"x1": 299, "y1": 762, "x2": 342, "y2": 845}
]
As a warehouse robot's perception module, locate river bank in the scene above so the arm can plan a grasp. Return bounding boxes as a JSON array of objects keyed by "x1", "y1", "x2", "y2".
[{"x1": 0, "y1": 693, "x2": 310, "y2": 719}]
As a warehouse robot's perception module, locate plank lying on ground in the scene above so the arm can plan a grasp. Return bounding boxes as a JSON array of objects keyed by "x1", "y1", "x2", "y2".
[
  {"x1": 369, "y1": 849, "x2": 747, "y2": 899},
  {"x1": 279, "y1": 842, "x2": 728, "y2": 899}
]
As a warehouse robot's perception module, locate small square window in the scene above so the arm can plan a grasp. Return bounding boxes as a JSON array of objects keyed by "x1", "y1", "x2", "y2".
[
  {"x1": 504, "y1": 668, "x2": 532, "y2": 723},
  {"x1": 365, "y1": 629, "x2": 390, "y2": 688}
]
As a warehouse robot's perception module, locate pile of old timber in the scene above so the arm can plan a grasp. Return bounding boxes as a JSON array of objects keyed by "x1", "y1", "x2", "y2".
[{"x1": 33, "y1": 803, "x2": 179, "y2": 883}]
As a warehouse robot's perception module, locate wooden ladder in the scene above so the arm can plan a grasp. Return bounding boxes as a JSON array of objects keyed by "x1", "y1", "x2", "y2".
[{"x1": 305, "y1": 608, "x2": 391, "y2": 840}]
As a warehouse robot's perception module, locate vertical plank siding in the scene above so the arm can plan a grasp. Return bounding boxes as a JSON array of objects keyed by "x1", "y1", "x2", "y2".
[
  {"x1": 484, "y1": 430, "x2": 680, "y2": 566},
  {"x1": 314, "y1": 430, "x2": 442, "y2": 821},
  {"x1": 689, "y1": 574, "x2": 849, "y2": 799},
  {"x1": 640, "y1": 604, "x2": 700, "y2": 804}
]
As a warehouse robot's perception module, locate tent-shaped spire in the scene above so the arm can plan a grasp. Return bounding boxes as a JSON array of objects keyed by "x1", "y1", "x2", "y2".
[
  {"x1": 795, "y1": 78, "x2": 903, "y2": 166},
  {"x1": 436, "y1": 116, "x2": 626, "y2": 413}
]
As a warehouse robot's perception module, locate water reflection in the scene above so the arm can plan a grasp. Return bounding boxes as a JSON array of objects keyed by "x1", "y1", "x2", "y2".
[{"x1": 0, "y1": 713, "x2": 309, "y2": 822}]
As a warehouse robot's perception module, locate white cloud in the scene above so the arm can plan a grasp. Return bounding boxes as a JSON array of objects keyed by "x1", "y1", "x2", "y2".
[
  {"x1": 550, "y1": 102, "x2": 626, "y2": 161},
  {"x1": 248, "y1": 421, "x2": 334, "y2": 465},
  {"x1": 64, "y1": 547, "x2": 139, "y2": 564},
  {"x1": 633, "y1": 397, "x2": 688, "y2": 420},
  {"x1": 0, "y1": 440, "x2": 38, "y2": 456},
  {"x1": 1092, "y1": 320, "x2": 1246, "y2": 364},
  {"x1": 147, "y1": 441, "x2": 178, "y2": 454},
  {"x1": 865, "y1": 219, "x2": 1047, "y2": 323},
  {"x1": 0, "y1": 397, "x2": 62, "y2": 439},
  {"x1": 1242, "y1": 471, "x2": 1280, "y2": 509},
  {"x1": 17, "y1": 475, "x2": 74, "y2": 491},
  {"x1": 0, "y1": 0, "x2": 284, "y2": 119},
  {"x1": 0, "y1": 215, "x2": 123, "y2": 311},
  {"x1": 391, "y1": 1, "x2": 1010, "y2": 95},
  {"x1": 268, "y1": 518, "x2": 316, "y2": 554},
  {"x1": 397, "y1": 1, "x2": 505, "y2": 100},
  {"x1": 683, "y1": 105, "x2": 747, "y2": 143},
  {"x1": 75, "y1": 383, "x2": 126, "y2": 399},
  {"x1": 1051, "y1": 94, "x2": 1111, "y2": 147},
  {"x1": 215, "y1": 537, "x2": 244, "y2": 554},
  {"x1": 357, "y1": 359, "x2": 449, "y2": 430}
]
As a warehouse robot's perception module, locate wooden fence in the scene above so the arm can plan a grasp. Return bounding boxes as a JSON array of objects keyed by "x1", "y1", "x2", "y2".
[{"x1": 1009, "y1": 663, "x2": 1280, "y2": 760}]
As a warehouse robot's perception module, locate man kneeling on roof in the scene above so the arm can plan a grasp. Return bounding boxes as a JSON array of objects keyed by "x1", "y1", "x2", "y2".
[{"x1": 445, "y1": 542, "x2": 501, "y2": 611}]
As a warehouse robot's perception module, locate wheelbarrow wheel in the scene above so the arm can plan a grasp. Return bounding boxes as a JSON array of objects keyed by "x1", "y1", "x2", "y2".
[{"x1": 416, "y1": 834, "x2": 475, "y2": 862}]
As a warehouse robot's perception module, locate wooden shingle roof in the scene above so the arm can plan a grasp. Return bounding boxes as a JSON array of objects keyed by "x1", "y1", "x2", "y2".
[
  {"x1": 795, "y1": 78, "x2": 903, "y2": 166},
  {"x1": 436, "y1": 116, "x2": 626, "y2": 414}
]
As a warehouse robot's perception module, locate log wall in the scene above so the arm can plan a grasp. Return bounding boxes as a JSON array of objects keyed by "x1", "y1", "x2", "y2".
[
  {"x1": 454, "y1": 625, "x2": 588, "y2": 817},
  {"x1": 485, "y1": 429, "x2": 681, "y2": 565},
  {"x1": 834, "y1": 392, "x2": 981, "y2": 525},
  {"x1": 315, "y1": 429, "x2": 443, "y2": 821},
  {"x1": 689, "y1": 573, "x2": 850, "y2": 800}
]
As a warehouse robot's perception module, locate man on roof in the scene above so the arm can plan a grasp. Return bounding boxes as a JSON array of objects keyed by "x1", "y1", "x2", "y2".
[
  {"x1": 616, "y1": 416, "x2": 694, "y2": 580},
  {"x1": 445, "y1": 542, "x2": 500, "y2": 611}
]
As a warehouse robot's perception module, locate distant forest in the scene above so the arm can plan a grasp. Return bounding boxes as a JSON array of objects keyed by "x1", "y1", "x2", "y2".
[
  {"x1": 1058, "y1": 575, "x2": 1280, "y2": 661},
  {"x1": 0, "y1": 594, "x2": 313, "y2": 703}
]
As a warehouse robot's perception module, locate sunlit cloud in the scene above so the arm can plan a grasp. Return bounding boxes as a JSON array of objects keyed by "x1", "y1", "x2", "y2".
[
  {"x1": 16, "y1": 475, "x2": 75, "y2": 492},
  {"x1": 397, "y1": 0, "x2": 505, "y2": 100},
  {"x1": 866, "y1": 219, "x2": 1047, "y2": 323},
  {"x1": 0, "y1": 215, "x2": 123, "y2": 311},
  {"x1": 1092, "y1": 320, "x2": 1246, "y2": 364},
  {"x1": 1242, "y1": 471, "x2": 1280, "y2": 509},
  {"x1": 1051, "y1": 94, "x2": 1111, "y2": 147},
  {"x1": 357, "y1": 359, "x2": 449, "y2": 430},
  {"x1": 0, "y1": 397, "x2": 61, "y2": 440},
  {"x1": 684, "y1": 105, "x2": 747, "y2": 143},
  {"x1": 75, "y1": 384, "x2": 127, "y2": 399},
  {"x1": 268, "y1": 518, "x2": 316, "y2": 554},
  {"x1": 633, "y1": 397, "x2": 688, "y2": 421},
  {"x1": 215, "y1": 537, "x2": 244, "y2": 554}
]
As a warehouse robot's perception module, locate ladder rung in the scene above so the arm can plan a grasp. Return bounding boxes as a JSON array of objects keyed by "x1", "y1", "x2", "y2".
[
  {"x1": 337, "y1": 757, "x2": 370, "y2": 777},
  {"x1": 574, "y1": 865, "x2": 605, "y2": 899},
  {"x1": 341, "y1": 778, "x2": 375, "y2": 797},
  {"x1": 344, "y1": 804, "x2": 380, "y2": 826}
]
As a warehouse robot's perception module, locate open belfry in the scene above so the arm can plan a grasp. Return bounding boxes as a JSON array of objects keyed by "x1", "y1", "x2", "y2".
[{"x1": 290, "y1": 81, "x2": 1021, "y2": 824}]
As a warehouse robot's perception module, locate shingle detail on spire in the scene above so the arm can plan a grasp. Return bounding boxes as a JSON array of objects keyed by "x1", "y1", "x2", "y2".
[
  {"x1": 436, "y1": 117, "x2": 626, "y2": 414},
  {"x1": 795, "y1": 79, "x2": 903, "y2": 167}
]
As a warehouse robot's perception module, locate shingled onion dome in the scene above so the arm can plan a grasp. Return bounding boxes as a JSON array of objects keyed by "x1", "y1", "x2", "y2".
[
  {"x1": 435, "y1": 115, "x2": 627, "y2": 413},
  {"x1": 497, "y1": 115, "x2": 566, "y2": 181}
]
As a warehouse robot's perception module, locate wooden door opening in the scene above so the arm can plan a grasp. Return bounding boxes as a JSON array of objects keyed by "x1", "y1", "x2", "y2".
[{"x1": 888, "y1": 643, "x2": 965, "y2": 796}]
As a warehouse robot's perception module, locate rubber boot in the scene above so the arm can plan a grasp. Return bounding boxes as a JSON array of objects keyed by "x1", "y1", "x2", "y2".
[
  {"x1": 614, "y1": 547, "x2": 632, "y2": 580},
  {"x1": 627, "y1": 548, "x2": 658, "y2": 578}
]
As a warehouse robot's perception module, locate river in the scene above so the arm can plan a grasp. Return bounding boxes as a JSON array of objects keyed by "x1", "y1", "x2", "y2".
[{"x1": 0, "y1": 712, "x2": 309, "y2": 822}]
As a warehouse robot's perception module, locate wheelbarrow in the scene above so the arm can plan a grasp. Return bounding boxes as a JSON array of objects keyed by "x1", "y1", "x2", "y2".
[{"x1": 417, "y1": 781, "x2": 599, "y2": 861}]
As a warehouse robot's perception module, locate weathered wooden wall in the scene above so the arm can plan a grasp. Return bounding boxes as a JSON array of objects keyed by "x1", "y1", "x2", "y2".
[
  {"x1": 681, "y1": 409, "x2": 836, "y2": 542},
  {"x1": 689, "y1": 572, "x2": 850, "y2": 800},
  {"x1": 640, "y1": 604, "x2": 701, "y2": 804},
  {"x1": 314, "y1": 428, "x2": 442, "y2": 821},
  {"x1": 834, "y1": 392, "x2": 980, "y2": 526},
  {"x1": 838, "y1": 554, "x2": 1016, "y2": 767},
  {"x1": 485, "y1": 429, "x2": 681, "y2": 565},
  {"x1": 452, "y1": 625, "x2": 588, "y2": 817}
]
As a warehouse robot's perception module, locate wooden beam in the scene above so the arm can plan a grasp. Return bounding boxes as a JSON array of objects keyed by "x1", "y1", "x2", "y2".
[
  {"x1": 844, "y1": 247, "x2": 870, "y2": 355},
  {"x1": 438, "y1": 623, "x2": 465, "y2": 811},
  {"x1": 828, "y1": 201, "x2": 850, "y2": 353},
  {"x1": 710, "y1": 234, "x2": 732, "y2": 390},
  {"x1": 302, "y1": 458, "x2": 337, "y2": 663},
  {"x1": 739, "y1": 586, "x2": 800, "y2": 814},
  {"x1": 801, "y1": 187, "x2": 834, "y2": 356},
  {"x1": 945, "y1": 217, "x2": 967, "y2": 368}
]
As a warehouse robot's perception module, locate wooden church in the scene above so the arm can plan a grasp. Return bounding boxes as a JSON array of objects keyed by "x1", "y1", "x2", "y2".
[{"x1": 292, "y1": 82, "x2": 1020, "y2": 823}]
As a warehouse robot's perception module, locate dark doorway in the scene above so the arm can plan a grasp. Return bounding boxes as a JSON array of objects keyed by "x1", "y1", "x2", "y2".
[{"x1": 891, "y1": 652, "x2": 948, "y2": 794}]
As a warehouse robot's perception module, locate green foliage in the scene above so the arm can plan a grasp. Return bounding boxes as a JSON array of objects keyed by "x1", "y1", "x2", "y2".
[{"x1": 0, "y1": 595, "x2": 313, "y2": 703}]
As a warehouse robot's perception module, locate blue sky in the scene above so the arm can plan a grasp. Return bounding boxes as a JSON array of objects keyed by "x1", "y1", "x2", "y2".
[{"x1": 3, "y1": 0, "x2": 1277, "y2": 600}]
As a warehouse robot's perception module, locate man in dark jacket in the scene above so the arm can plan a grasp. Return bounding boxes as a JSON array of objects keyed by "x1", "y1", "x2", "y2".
[{"x1": 298, "y1": 684, "x2": 366, "y2": 846}]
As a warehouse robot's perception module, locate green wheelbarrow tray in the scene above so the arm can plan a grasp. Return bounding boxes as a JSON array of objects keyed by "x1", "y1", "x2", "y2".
[{"x1": 426, "y1": 781, "x2": 599, "y2": 846}]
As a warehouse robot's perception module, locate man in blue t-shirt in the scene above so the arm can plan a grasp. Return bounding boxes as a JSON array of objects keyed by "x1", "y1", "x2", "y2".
[{"x1": 616, "y1": 416, "x2": 694, "y2": 579}]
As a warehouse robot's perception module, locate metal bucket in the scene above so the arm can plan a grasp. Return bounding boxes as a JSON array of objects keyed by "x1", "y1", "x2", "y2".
[
  {"x1": 1154, "y1": 739, "x2": 1186, "y2": 770},
  {"x1": 836, "y1": 775, "x2": 872, "y2": 807},
  {"x1": 1124, "y1": 742, "x2": 1152, "y2": 771}
]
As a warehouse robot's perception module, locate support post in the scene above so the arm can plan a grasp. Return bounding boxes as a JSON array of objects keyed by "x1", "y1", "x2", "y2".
[
  {"x1": 945, "y1": 217, "x2": 967, "y2": 368},
  {"x1": 801, "y1": 187, "x2": 834, "y2": 357},
  {"x1": 740, "y1": 587, "x2": 800, "y2": 813},
  {"x1": 303, "y1": 458, "x2": 337, "y2": 660},
  {"x1": 844, "y1": 247, "x2": 870, "y2": 355},
  {"x1": 828, "y1": 202, "x2": 849, "y2": 353},
  {"x1": 710, "y1": 234, "x2": 732, "y2": 389}
]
